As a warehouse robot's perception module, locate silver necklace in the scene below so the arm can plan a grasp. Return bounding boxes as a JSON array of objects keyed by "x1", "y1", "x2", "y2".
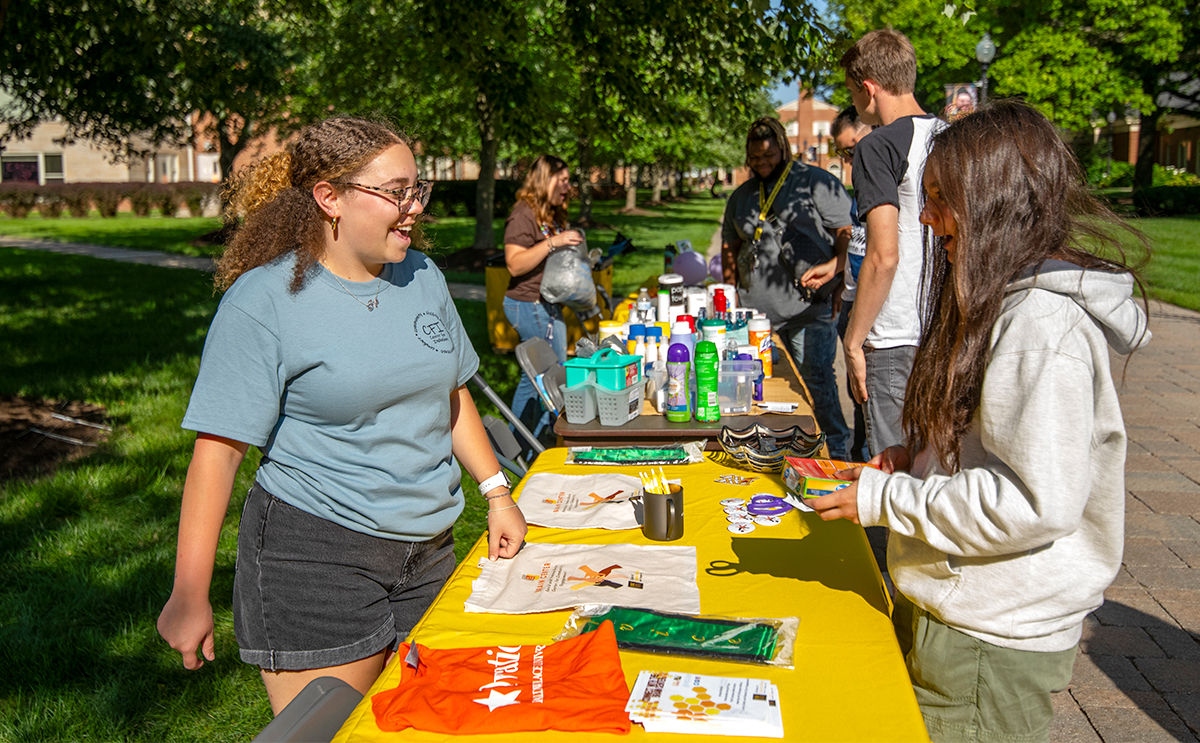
[{"x1": 322, "y1": 261, "x2": 382, "y2": 311}]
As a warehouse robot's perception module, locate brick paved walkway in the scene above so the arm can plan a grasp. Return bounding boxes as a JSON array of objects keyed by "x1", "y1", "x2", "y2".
[
  {"x1": 1051, "y1": 299, "x2": 1200, "y2": 743},
  {"x1": 7, "y1": 237, "x2": 1199, "y2": 740}
]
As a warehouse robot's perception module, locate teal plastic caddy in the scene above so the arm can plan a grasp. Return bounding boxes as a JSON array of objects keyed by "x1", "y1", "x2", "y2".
[{"x1": 564, "y1": 348, "x2": 643, "y2": 392}]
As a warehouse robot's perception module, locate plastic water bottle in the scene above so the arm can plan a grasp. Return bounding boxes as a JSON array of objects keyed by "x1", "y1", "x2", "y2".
[
  {"x1": 636, "y1": 287, "x2": 652, "y2": 323},
  {"x1": 695, "y1": 341, "x2": 720, "y2": 422},
  {"x1": 665, "y1": 343, "x2": 692, "y2": 423}
]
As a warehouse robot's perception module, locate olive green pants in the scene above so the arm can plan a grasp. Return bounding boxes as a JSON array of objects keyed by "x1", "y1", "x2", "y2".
[{"x1": 893, "y1": 593, "x2": 1077, "y2": 743}]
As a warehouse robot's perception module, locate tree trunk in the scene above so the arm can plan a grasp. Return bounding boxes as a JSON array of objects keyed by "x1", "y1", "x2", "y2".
[
  {"x1": 474, "y1": 90, "x2": 498, "y2": 251},
  {"x1": 650, "y1": 163, "x2": 663, "y2": 202},
  {"x1": 1134, "y1": 102, "x2": 1160, "y2": 191},
  {"x1": 667, "y1": 168, "x2": 677, "y2": 198},
  {"x1": 217, "y1": 115, "x2": 252, "y2": 210},
  {"x1": 624, "y1": 162, "x2": 638, "y2": 210},
  {"x1": 576, "y1": 135, "x2": 595, "y2": 226}
]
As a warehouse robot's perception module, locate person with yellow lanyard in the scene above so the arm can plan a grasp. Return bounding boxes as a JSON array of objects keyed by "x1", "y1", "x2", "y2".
[{"x1": 720, "y1": 116, "x2": 854, "y2": 460}]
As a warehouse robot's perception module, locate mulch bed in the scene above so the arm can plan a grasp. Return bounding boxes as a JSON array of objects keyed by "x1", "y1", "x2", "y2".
[{"x1": 0, "y1": 396, "x2": 111, "y2": 485}]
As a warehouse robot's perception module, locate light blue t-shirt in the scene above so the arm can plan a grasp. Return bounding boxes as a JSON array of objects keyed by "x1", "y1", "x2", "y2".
[{"x1": 182, "y1": 250, "x2": 480, "y2": 541}]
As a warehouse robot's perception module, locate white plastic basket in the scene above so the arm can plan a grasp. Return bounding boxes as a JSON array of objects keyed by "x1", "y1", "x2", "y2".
[
  {"x1": 594, "y1": 380, "x2": 644, "y2": 427},
  {"x1": 562, "y1": 372, "x2": 597, "y2": 424}
]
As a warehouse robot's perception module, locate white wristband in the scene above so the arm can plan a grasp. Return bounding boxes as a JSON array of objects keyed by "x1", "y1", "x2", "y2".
[{"x1": 478, "y1": 472, "x2": 509, "y2": 496}]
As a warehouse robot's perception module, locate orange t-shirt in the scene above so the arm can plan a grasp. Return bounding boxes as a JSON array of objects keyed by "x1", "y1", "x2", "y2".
[{"x1": 371, "y1": 620, "x2": 631, "y2": 735}]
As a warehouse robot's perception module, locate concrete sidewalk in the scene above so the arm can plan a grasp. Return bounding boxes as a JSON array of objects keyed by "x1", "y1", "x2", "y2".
[{"x1": 7, "y1": 236, "x2": 1200, "y2": 740}]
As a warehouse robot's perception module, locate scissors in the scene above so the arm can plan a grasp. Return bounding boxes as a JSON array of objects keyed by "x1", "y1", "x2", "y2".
[{"x1": 746, "y1": 494, "x2": 794, "y2": 516}]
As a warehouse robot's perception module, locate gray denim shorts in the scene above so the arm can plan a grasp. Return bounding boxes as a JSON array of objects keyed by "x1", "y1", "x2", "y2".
[
  {"x1": 233, "y1": 483, "x2": 455, "y2": 672},
  {"x1": 863, "y1": 344, "x2": 917, "y2": 456}
]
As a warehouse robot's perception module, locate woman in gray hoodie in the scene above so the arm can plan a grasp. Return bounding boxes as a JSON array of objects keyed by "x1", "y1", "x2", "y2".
[{"x1": 809, "y1": 101, "x2": 1150, "y2": 743}]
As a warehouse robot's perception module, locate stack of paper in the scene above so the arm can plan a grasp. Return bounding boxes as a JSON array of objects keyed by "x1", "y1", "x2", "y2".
[{"x1": 625, "y1": 670, "x2": 783, "y2": 738}]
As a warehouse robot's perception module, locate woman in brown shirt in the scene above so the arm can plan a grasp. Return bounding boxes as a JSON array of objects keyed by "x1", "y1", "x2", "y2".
[{"x1": 502, "y1": 155, "x2": 583, "y2": 437}]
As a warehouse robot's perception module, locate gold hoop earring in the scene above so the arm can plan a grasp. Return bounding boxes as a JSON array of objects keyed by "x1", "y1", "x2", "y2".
[{"x1": 331, "y1": 216, "x2": 339, "y2": 230}]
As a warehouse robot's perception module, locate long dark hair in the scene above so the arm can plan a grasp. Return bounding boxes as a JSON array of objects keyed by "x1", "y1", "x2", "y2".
[{"x1": 903, "y1": 100, "x2": 1148, "y2": 471}]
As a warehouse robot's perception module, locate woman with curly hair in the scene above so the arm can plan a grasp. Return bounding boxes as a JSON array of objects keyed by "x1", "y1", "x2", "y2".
[
  {"x1": 502, "y1": 154, "x2": 584, "y2": 438},
  {"x1": 157, "y1": 116, "x2": 527, "y2": 714},
  {"x1": 808, "y1": 101, "x2": 1149, "y2": 742}
]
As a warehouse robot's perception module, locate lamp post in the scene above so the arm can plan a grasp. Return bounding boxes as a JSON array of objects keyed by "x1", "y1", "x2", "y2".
[{"x1": 975, "y1": 32, "x2": 996, "y2": 104}]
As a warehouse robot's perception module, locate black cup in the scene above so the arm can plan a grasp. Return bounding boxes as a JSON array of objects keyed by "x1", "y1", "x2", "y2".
[{"x1": 642, "y1": 483, "x2": 684, "y2": 541}]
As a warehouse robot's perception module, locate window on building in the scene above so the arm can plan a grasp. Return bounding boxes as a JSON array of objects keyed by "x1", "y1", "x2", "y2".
[
  {"x1": 434, "y1": 157, "x2": 454, "y2": 180},
  {"x1": 155, "y1": 154, "x2": 179, "y2": 183},
  {"x1": 1, "y1": 154, "x2": 39, "y2": 183},
  {"x1": 785, "y1": 121, "x2": 799, "y2": 137},
  {"x1": 1181, "y1": 143, "x2": 1189, "y2": 172},
  {"x1": 813, "y1": 121, "x2": 831, "y2": 137},
  {"x1": 43, "y1": 154, "x2": 64, "y2": 183},
  {"x1": 197, "y1": 153, "x2": 221, "y2": 183}
]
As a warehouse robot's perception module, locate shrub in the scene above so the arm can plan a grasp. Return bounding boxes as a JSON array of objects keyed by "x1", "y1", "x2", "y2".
[
  {"x1": 61, "y1": 185, "x2": 92, "y2": 216},
  {"x1": 0, "y1": 182, "x2": 39, "y2": 218},
  {"x1": 154, "y1": 184, "x2": 179, "y2": 217},
  {"x1": 1153, "y1": 165, "x2": 1200, "y2": 187},
  {"x1": 128, "y1": 185, "x2": 154, "y2": 217},
  {"x1": 1097, "y1": 162, "x2": 1134, "y2": 188},
  {"x1": 1132, "y1": 185, "x2": 1200, "y2": 216},
  {"x1": 178, "y1": 183, "x2": 217, "y2": 217},
  {"x1": 39, "y1": 189, "x2": 67, "y2": 218},
  {"x1": 422, "y1": 179, "x2": 519, "y2": 219},
  {"x1": 89, "y1": 184, "x2": 122, "y2": 217}
]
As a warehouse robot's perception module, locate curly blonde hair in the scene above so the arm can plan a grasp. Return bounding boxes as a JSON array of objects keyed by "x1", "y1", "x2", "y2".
[{"x1": 216, "y1": 116, "x2": 412, "y2": 292}]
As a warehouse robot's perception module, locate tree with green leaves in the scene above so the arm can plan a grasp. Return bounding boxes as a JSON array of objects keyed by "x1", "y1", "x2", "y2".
[
  {"x1": 0, "y1": 0, "x2": 293, "y2": 171},
  {"x1": 829, "y1": 0, "x2": 1197, "y2": 188}
]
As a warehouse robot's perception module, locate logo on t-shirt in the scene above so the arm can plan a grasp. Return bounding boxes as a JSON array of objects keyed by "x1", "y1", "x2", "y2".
[{"x1": 414, "y1": 312, "x2": 454, "y2": 354}]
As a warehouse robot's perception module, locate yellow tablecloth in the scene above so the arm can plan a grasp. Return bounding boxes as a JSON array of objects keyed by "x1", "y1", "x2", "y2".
[{"x1": 334, "y1": 450, "x2": 928, "y2": 742}]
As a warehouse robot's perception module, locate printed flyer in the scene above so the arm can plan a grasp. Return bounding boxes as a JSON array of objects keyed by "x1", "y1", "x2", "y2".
[
  {"x1": 516, "y1": 473, "x2": 642, "y2": 530},
  {"x1": 465, "y1": 542, "x2": 701, "y2": 615},
  {"x1": 626, "y1": 670, "x2": 783, "y2": 737}
]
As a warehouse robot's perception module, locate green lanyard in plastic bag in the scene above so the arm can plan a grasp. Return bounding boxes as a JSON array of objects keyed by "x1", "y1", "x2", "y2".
[{"x1": 577, "y1": 606, "x2": 784, "y2": 665}]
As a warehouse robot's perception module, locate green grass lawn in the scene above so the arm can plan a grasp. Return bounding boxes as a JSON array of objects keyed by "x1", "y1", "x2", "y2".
[
  {"x1": 0, "y1": 195, "x2": 1194, "y2": 741},
  {"x1": 2, "y1": 195, "x2": 1192, "y2": 311},
  {"x1": 0, "y1": 212, "x2": 224, "y2": 256},
  {"x1": 1128, "y1": 214, "x2": 1200, "y2": 312},
  {"x1": 0, "y1": 247, "x2": 511, "y2": 742},
  {"x1": 0, "y1": 192, "x2": 730, "y2": 295}
]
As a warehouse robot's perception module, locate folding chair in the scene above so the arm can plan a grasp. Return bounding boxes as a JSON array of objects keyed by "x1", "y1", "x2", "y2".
[
  {"x1": 468, "y1": 373, "x2": 545, "y2": 456},
  {"x1": 514, "y1": 337, "x2": 566, "y2": 419},
  {"x1": 481, "y1": 414, "x2": 528, "y2": 480},
  {"x1": 252, "y1": 677, "x2": 362, "y2": 743}
]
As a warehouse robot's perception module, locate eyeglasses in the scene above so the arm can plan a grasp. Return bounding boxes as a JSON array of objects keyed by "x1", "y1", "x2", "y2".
[
  {"x1": 336, "y1": 180, "x2": 432, "y2": 212},
  {"x1": 833, "y1": 145, "x2": 856, "y2": 160}
]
